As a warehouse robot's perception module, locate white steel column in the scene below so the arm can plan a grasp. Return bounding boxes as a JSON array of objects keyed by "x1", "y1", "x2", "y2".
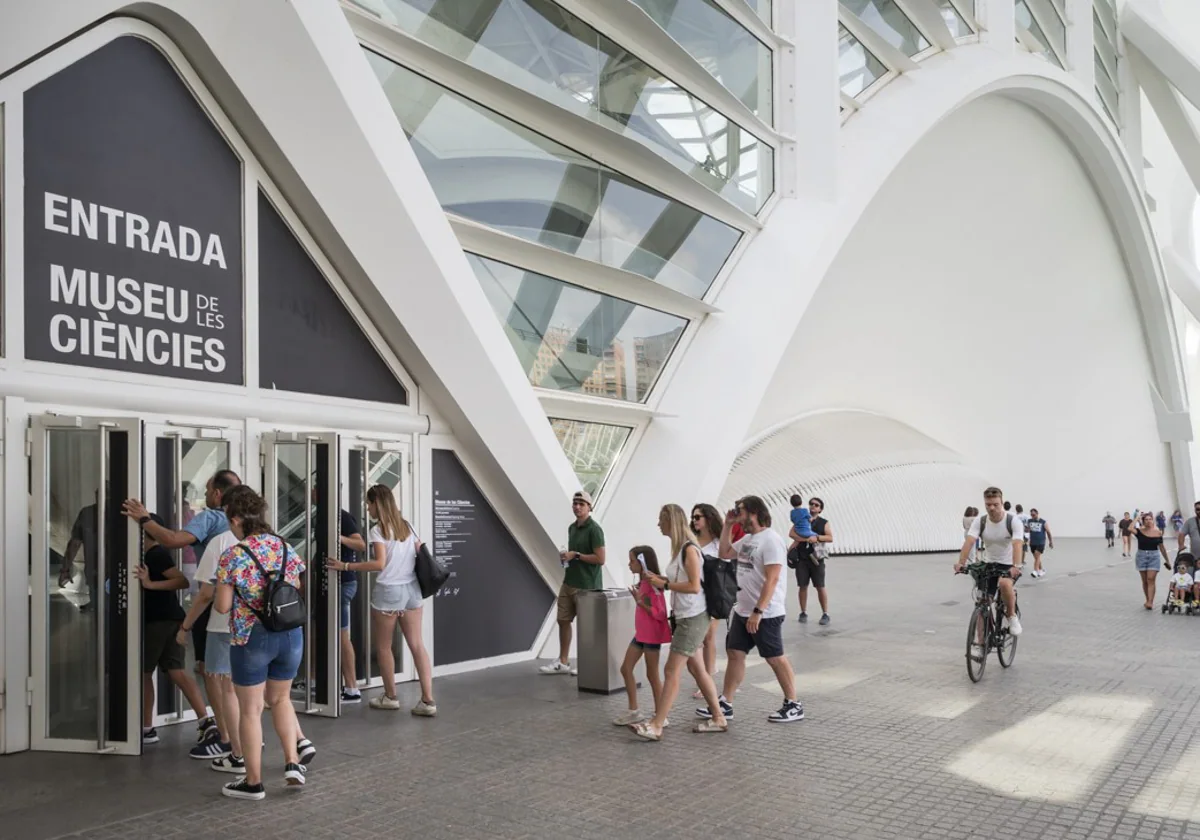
[
  {"x1": 1067, "y1": 0, "x2": 1094, "y2": 87},
  {"x1": 779, "y1": 0, "x2": 838, "y2": 200},
  {"x1": 979, "y1": 0, "x2": 1016, "y2": 54}
]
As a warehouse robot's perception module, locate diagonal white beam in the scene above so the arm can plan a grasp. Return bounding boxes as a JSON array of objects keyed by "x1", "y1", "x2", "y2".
[
  {"x1": 895, "y1": 0, "x2": 959, "y2": 51},
  {"x1": 838, "y1": 5, "x2": 921, "y2": 71},
  {"x1": 1127, "y1": 45, "x2": 1200, "y2": 196},
  {"x1": 1163, "y1": 247, "x2": 1200, "y2": 327},
  {"x1": 1123, "y1": 0, "x2": 1200, "y2": 114}
]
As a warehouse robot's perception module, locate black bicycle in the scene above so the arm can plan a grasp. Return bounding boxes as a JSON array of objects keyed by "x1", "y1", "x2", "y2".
[{"x1": 958, "y1": 562, "x2": 1020, "y2": 682}]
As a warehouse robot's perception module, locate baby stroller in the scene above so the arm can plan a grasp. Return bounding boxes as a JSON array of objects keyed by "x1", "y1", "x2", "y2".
[{"x1": 1163, "y1": 552, "x2": 1196, "y2": 615}]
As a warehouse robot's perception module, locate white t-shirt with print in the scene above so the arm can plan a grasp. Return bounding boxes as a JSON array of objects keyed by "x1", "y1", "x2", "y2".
[
  {"x1": 1173, "y1": 572, "x2": 1194, "y2": 589},
  {"x1": 194, "y1": 530, "x2": 239, "y2": 634},
  {"x1": 732, "y1": 528, "x2": 787, "y2": 619},
  {"x1": 370, "y1": 525, "x2": 418, "y2": 586},
  {"x1": 967, "y1": 515, "x2": 1021, "y2": 566},
  {"x1": 1016, "y1": 513, "x2": 1031, "y2": 539}
]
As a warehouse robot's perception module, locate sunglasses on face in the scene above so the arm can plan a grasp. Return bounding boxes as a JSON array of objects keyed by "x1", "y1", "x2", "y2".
[{"x1": 691, "y1": 513, "x2": 704, "y2": 521}]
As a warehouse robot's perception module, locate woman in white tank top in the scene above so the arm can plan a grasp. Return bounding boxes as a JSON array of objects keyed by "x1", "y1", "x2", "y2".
[
  {"x1": 632, "y1": 504, "x2": 727, "y2": 741},
  {"x1": 690, "y1": 503, "x2": 725, "y2": 696}
]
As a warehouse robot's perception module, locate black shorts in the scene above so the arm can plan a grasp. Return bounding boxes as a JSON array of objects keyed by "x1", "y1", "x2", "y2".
[
  {"x1": 1105, "y1": 529, "x2": 1114, "y2": 539},
  {"x1": 979, "y1": 563, "x2": 1015, "y2": 596},
  {"x1": 192, "y1": 605, "x2": 212, "y2": 662},
  {"x1": 144, "y1": 620, "x2": 187, "y2": 674},
  {"x1": 1029, "y1": 543, "x2": 1046, "y2": 555},
  {"x1": 795, "y1": 557, "x2": 826, "y2": 588},
  {"x1": 726, "y1": 612, "x2": 785, "y2": 659}
]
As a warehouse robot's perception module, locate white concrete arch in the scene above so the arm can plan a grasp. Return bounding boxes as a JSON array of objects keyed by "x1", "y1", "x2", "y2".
[
  {"x1": 600, "y1": 41, "x2": 1193, "y2": 565},
  {"x1": 720, "y1": 409, "x2": 990, "y2": 553}
]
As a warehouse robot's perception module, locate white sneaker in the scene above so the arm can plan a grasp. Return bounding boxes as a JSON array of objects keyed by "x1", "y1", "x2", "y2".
[
  {"x1": 1007, "y1": 614, "x2": 1023, "y2": 637},
  {"x1": 569, "y1": 664, "x2": 577, "y2": 676},
  {"x1": 538, "y1": 661, "x2": 571, "y2": 675},
  {"x1": 368, "y1": 695, "x2": 401, "y2": 710},
  {"x1": 613, "y1": 709, "x2": 646, "y2": 726},
  {"x1": 411, "y1": 700, "x2": 437, "y2": 717}
]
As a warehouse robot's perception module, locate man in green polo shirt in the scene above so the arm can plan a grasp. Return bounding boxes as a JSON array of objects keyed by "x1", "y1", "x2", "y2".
[{"x1": 539, "y1": 490, "x2": 606, "y2": 675}]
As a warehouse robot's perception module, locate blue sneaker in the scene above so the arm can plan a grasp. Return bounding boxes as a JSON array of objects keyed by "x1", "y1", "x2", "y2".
[{"x1": 190, "y1": 735, "x2": 230, "y2": 760}]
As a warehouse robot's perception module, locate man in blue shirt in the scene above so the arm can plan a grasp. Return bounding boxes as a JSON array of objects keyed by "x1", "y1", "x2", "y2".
[{"x1": 122, "y1": 469, "x2": 241, "y2": 745}]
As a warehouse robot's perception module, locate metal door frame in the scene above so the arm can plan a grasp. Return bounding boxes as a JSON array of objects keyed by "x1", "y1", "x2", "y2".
[
  {"x1": 143, "y1": 421, "x2": 240, "y2": 729},
  {"x1": 341, "y1": 436, "x2": 414, "y2": 690},
  {"x1": 30, "y1": 414, "x2": 142, "y2": 755},
  {"x1": 262, "y1": 431, "x2": 340, "y2": 717}
]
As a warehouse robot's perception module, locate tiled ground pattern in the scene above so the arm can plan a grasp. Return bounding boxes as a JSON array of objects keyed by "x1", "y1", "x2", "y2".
[{"x1": 5, "y1": 539, "x2": 1200, "y2": 840}]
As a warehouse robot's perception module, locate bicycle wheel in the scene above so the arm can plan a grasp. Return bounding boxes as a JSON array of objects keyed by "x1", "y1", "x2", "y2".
[
  {"x1": 966, "y1": 606, "x2": 988, "y2": 682},
  {"x1": 998, "y1": 604, "x2": 1019, "y2": 668}
]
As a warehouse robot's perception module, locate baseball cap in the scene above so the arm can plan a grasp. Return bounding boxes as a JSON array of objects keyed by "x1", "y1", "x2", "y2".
[{"x1": 573, "y1": 490, "x2": 594, "y2": 507}]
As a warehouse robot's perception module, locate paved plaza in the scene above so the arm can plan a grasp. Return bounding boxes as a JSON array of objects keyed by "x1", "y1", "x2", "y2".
[{"x1": 5, "y1": 539, "x2": 1200, "y2": 840}]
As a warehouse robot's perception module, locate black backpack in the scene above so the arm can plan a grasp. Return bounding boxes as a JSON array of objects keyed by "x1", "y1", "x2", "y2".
[
  {"x1": 701, "y1": 548, "x2": 738, "y2": 620},
  {"x1": 235, "y1": 539, "x2": 306, "y2": 632}
]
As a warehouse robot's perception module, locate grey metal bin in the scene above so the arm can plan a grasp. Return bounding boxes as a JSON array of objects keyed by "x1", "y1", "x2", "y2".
[{"x1": 576, "y1": 588, "x2": 636, "y2": 694}]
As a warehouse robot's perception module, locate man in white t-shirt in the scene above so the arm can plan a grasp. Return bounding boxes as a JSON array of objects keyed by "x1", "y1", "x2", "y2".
[
  {"x1": 956, "y1": 487, "x2": 1023, "y2": 637},
  {"x1": 697, "y1": 495, "x2": 802, "y2": 724},
  {"x1": 1014, "y1": 504, "x2": 1031, "y2": 562}
]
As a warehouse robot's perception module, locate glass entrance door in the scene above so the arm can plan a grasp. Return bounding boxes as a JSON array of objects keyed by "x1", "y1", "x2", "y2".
[
  {"x1": 342, "y1": 439, "x2": 413, "y2": 691},
  {"x1": 143, "y1": 424, "x2": 236, "y2": 728},
  {"x1": 262, "y1": 432, "x2": 339, "y2": 717},
  {"x1": 30, "y1": 416, "x2": 142, "y2": 754}
]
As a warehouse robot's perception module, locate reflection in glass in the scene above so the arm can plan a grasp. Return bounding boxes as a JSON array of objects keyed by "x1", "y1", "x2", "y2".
[
  {"x1": 1015, "y1": 1, "x2": 1062, "y2": 67},
  {"x1": 839, "y1": 25, "x2": 887, "y2": 97},
  {"x1": 1094, "y1": 14, "x2": 1117, "y2": 82},
  {"x1": 366, "y1": 50, "x2": 742, "y2": 298},
  {"x1": 1095, "y1": 55, "x2": 1118, "y2": 119},
  {"x1": 274, "y1": 443, "x2": 312, "y2": 559},
  {"x1": 551, "y1": 418, "x2": 633, "y2": 500},
  {"x1": 152, "y1": 438, "x2": 228, "y2": 719},
  {"x1": 936, "y1": 0, "x2": 972, "y2": 38},
  {"x1": 626, "y1": 0, "x2": 773, "y2": 122},
  {"x1": 351, "y1": 0, "x2": 773, "y2": 211},
  {"x1": 843, "y1": 1, "x2": 930, "y2": 57},
  {"x1": 46, "y1": 429, "x2": 102, "y2": 741},
  {"x1": 470, "y1": 253, "x2": 686, "y2": 402}
]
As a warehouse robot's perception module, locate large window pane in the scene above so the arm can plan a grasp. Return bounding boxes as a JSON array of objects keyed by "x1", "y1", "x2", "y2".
[
  {"x1": 843, "y1": 1, "x2": 930, "y2": 57},
  {"x1": 469, "y1": 253, "x2": 686, "y2": 402},
  {"x1": 839, "y1": 25, "x2": 887, "y2": 97},
  {"x1": 1095, "y1": 55, "x2": 1119, "y2": 117},
  {"x1": 353, "y1": 0, "x2": 772, "y2": 212},
  {"x1": 550, "y1": 418, "x2": 632, "y2": 500},
  {"x1": 936, "y1": 1, "x2": 973, "y2": 38},
  {"x1": 367, "y1": 50, "x2": 741, "y2": 297},
  {"x1": 1094, "y1": 13, "x2": 1117, "y2": 81},
  {"x1": 1015, "y1": 1, "x2": 1062, "y2": 67},
  {"x1": 627, "y1": 0, "x2": 773, "y2": 123}
]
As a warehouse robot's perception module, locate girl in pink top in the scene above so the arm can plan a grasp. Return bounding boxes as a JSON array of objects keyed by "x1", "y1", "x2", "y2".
[{"x1": 613, "y1": 546, "x2": 671, "y2": 727}]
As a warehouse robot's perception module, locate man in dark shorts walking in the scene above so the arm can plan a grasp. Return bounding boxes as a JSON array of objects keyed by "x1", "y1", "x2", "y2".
[
  {"x1": 1103, "y1": 512, "x2": 1116, "y2": 548},
  {"x1": 791, "y1": 498, "x2": 833, "y2": 625}
]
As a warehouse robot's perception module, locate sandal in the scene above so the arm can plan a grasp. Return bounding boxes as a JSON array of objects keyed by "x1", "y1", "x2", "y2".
[
  {"x1": 692, "y1": 718, "x2": 728, "y2": 734},
  {"x1": 632, "y1": 722, "x2": 662, "y2": 741}
]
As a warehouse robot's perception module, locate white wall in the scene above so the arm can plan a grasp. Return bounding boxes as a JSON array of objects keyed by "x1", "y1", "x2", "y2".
[{"x1": 750, "y1": 95, "x2": 1176, "y2": 536}]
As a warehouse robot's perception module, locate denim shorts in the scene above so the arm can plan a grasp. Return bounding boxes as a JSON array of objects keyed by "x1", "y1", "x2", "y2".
[
  {"x1": 205, "y1": 631, "x2": 233, "y2": 676},
  {"x1": 341, "y1": 579, "x2": 358, "y2": 630},
  {"x1": 1136, "y1": 550, "x2": 1164, "y2": 572},
  {"x1": 230, "y1": 623, "x2": 303, "y2": 686},
  {"x1": 371, "y1": 580, "x2": 423, "y2": 613}
]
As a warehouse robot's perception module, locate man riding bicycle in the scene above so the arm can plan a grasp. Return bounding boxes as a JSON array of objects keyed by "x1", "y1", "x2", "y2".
[{"x1": 955, "y1": 487, "x2": 1023, "y2": 637}]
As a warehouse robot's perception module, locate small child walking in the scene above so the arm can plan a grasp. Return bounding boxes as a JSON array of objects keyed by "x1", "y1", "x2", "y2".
[{"x1": 614, "y1": 546, "x2": 670, "y2": 727}]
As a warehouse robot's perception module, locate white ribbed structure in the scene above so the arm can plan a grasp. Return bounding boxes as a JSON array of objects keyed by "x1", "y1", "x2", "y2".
[{"x1": 721, "y1": 411, "x2": 988, "y2": 554}]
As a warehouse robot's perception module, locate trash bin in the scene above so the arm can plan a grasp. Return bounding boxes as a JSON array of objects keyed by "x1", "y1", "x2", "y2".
[{"x1": 576, "y1": 588, "x2": 637, "y2": 695}]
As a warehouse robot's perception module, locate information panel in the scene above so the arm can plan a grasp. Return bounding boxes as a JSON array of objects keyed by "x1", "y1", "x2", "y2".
[
  {"x1": 23, "y1": 36, "x2": 243, "y2": 383},
  {"x1": 432, "y1": 449, "x2": 553, "y2": 666}
]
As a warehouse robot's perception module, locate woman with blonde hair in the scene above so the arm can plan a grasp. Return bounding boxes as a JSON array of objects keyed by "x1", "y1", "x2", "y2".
[
  {"x1": 632, "y1": 504, "x2": 727, "y2": 740},
  {"x1": 326, "y1": 484, "x2": 435, "y2": 715}
]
